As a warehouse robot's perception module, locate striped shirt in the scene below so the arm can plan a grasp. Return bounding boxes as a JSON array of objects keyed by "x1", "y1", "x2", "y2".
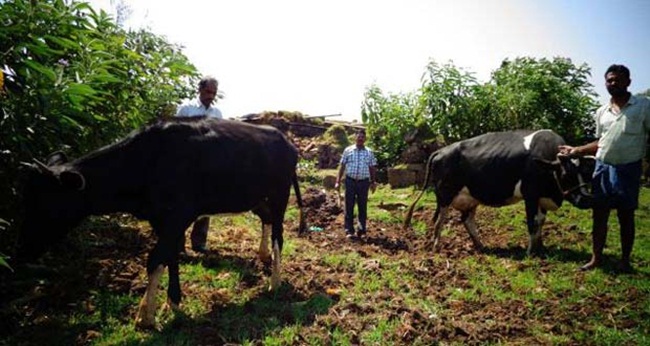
[{"x1": 340, "y1": 145, "x2": 377, "y2": 180}]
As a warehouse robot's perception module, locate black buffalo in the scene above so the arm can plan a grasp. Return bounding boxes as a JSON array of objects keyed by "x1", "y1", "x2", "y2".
[
  {"x1": 18, "y1": 117, "x2": 306, "y2": 328},
  {"x1": 403, "y1": 130, "x2": 594, "y2": 255}
]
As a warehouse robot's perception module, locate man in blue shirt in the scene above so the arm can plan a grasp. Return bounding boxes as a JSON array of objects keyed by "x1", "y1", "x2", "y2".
[{"x1": 335, "y1": 129, "x2": 378, "y2": 239}]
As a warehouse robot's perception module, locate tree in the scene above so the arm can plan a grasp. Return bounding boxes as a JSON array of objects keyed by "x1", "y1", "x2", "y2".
[
  {"x1": 362, "y1": 57, "x2": 599, "y2": 166},
  {"x1": 361, "y1": 84, "x2": 421, "y2": 167},
  {"x1": 419, "y1": 60, "x2": 483, "y2": 142},
  {"x1": 488, "y1": 57, "x2": 598, "y2": 143},
  {"x1": 0, "y1": 0, "x2": 199, "y2": 256}
]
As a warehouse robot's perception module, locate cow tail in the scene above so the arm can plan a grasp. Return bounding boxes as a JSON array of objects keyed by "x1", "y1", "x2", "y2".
[
  {"x1": 403, "y1": 151, "x2": 437, "y2": 230},
  {"x1": 292, "y1": 171, "x2": 307, "y2": 234}
]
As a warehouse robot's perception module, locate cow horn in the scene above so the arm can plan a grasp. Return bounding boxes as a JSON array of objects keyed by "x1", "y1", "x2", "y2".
[
  {"x1": 33, "y1": 159, "x2": 51, "y2": 172},
  {"x1": 19, "y1": 161, "x2": 37, "y2": 169}
]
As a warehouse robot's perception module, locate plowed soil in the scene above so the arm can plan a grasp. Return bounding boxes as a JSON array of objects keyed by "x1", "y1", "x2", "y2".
[{"x1": 1, "y1": 186, "x2": 644, "y2": 345}]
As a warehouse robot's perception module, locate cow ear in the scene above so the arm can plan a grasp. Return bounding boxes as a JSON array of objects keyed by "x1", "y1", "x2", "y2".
[
  {"x1": 46, "y1": 151, "x2": 68, "y2": 166},
  {"x1": 59, "y1": 170, "x2": 86, "y2": 191},
  {"x1": 533, "y1": 157, "x2": 560, "y2": 171}
]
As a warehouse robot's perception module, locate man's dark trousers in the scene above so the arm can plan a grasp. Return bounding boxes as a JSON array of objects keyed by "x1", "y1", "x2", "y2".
[{"x1": 344, "y1": 177, "x2": 370, "y2": 234}]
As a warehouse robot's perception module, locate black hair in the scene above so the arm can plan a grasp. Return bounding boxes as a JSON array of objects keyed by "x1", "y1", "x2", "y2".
[
  {"x1": 199, "y1": 76, "x2": 219, "y2": 90},
  {"x1": 605, "y1": 64, "x2": 630, "y2": 79}
]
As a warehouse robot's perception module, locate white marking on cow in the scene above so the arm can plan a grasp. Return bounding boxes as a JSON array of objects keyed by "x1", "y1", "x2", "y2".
[
  {"x1": 523, "y1": 133, "x2": 535, "y2": 150},
  {"x1": 451, "y1": 187, "x2": 480, "y2": 211},
  {"x1": 523, "y1": 130, "x2": 553, "y2": 151},
  {"x1": 136, "y1": 264, "x2": 165, "y2": 329},
  {"x1": 504, "y1": 181, "x2": 524, "y2": 204},
  {"x1": 259, "y1": 224, "x2": 272, "y2": 264}
]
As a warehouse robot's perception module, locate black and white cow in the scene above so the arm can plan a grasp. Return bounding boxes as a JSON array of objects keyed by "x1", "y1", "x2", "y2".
[
  {"x1": 18, "y1": 117, "x2": 306, "y2": 328},
  {"x1": 403, "y1": 129, "x2": 594, "y2": 255}
]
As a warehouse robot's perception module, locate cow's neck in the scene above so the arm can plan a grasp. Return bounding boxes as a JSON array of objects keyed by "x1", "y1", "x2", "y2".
[{"x1": 73, "y1": 139, "x2": 147, "y2": 216}]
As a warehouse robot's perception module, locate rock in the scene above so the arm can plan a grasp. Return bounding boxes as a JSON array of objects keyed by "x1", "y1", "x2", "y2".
[
  {"x1": 388, "y1": 168, "x2": 417, "y2": 188},
  {"x1": 323, "y1": 175, "x2": 337, "y2": 189},
  {"x1": 387, "y1": 164, "x2": 426, "y2": 188}
]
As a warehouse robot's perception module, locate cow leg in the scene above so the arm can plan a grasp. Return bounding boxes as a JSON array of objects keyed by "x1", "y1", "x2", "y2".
[
  {"x1": 166, "y1": 239, "x2": 182, "y2": 309},
  {"x1": 135, "y1": 218, "x2": 189, "y2": 329},
  {"x1": 258, "y1": 223, "x2": 272, "y2": 265},
  {"x1": 269, "y1": 210, "x2": 286, "y2": 291},
  {"x1": 270, "y1": 189, "x2": 290, "y2": 291},
  {"x1": 253, "y1": 197, "x2": 286, "y2": 291},
  {"x1": 252, "y1": 204, "x2": 273, "y2": 265},
  {"x1": 270, "y1": 226, "x2": 283, "y2": 291},
  {"x1": 136, "y1": 264, "x2": 164, "y2": 329},
  {"x1": 426, "y1": 205, "x2": 449, "y2": 251},
  {"x1": 525, "y1": 202, "x2": 546, "y2": 256},
  {"x1": 136, "y1": 231, "x2": 179, "y2": 328},
  {"x1": 461, "y1": 207, "x2": 484, "y2": 251}
]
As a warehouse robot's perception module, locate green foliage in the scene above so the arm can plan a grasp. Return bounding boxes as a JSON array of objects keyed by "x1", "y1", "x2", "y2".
[
  {"x1": 297, "y1": 158, "x2": 320, "y2": 184},
  {"x1": 420, "y1": 60, "x2": 483, "y2": 142},
  {"x1": 489, "y1": 57, "x2": 598, "y2": 143},
  {"x1": 362, "y1": 57, "x2": 599, "y2": 165},
  {"x1": 361, "y1": 84, "x2": 420, "y2": 167},
  {"x1": 0, "y1": 0, "x2": 199, "y2": 254}
]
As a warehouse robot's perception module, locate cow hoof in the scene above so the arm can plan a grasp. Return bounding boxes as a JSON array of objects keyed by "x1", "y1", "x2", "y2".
[
  {"x1": 163, "y1": 299, "x2": 181, "y2": 313},
  {"x1": 135, "y1": 315, "x2": 156, "y2": 330},
  {"x1": 269, "y1": 277, "x2": 281, "y2": 291},
  {"x1": 259, "y1": 253, "x2": 272, "y2": 265},
  {"x1": 135, "y1": 302, "x2": 156, "y2": 330}
]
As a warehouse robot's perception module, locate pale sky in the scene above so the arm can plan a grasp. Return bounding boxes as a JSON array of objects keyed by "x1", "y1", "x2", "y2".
[{"x1": 90, "y1": 0, "x2": 650, "y2": 121}]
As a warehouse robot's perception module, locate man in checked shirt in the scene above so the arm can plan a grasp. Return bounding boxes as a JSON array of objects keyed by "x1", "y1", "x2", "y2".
[{"x1": 335, "y1": 129, "x2": 378, "y2": 239}]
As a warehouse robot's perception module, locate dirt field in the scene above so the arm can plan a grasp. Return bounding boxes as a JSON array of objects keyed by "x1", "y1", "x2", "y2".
[{"x1": 5, "y1": 182, "x2": 638, "y2": 345}]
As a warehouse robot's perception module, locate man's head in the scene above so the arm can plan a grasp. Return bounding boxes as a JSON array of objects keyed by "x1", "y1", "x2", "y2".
[
  {"x1": 604, "y1": 64, "x2": 631, "y2": 98},
  {"x1": 355, "y1": 129, "x2": 367, "y2": 148},
  {"x1": 198, "y1": 76, "x2": 219, "y2": 108}
]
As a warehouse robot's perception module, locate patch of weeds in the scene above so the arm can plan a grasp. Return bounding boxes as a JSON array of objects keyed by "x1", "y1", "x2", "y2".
[
  {"x1": 330, "y1": 326, "x2": 352, "y2": 345},
  {"x1": 352, "y1": 272, "x2": 383, "y2": 295},
  {"x1": 321, "y1": 252, "x2": 361, "y2": 272},
  {"x1": 292, "y1": 294, "x2": 334, "y2": 324},
  {"x1": 361, "y1": 317, "x2": 400, "y2": 345},
  {"x1": 263, "y1": 324, "x2": 302, "y2": 346}
]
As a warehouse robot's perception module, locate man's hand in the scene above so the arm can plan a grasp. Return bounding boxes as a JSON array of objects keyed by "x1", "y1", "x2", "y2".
[
  {"x1": 370, "y1": 182, "x2": 377, "y2": 193},
  {"x1": 558, "y1": 145, "x2": 579, "y2": 157}
]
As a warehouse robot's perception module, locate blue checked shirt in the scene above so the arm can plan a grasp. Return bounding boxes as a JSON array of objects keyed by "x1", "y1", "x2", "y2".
[{"x1": 340, "y1": 145, "x2": 377, "y2": 180}]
